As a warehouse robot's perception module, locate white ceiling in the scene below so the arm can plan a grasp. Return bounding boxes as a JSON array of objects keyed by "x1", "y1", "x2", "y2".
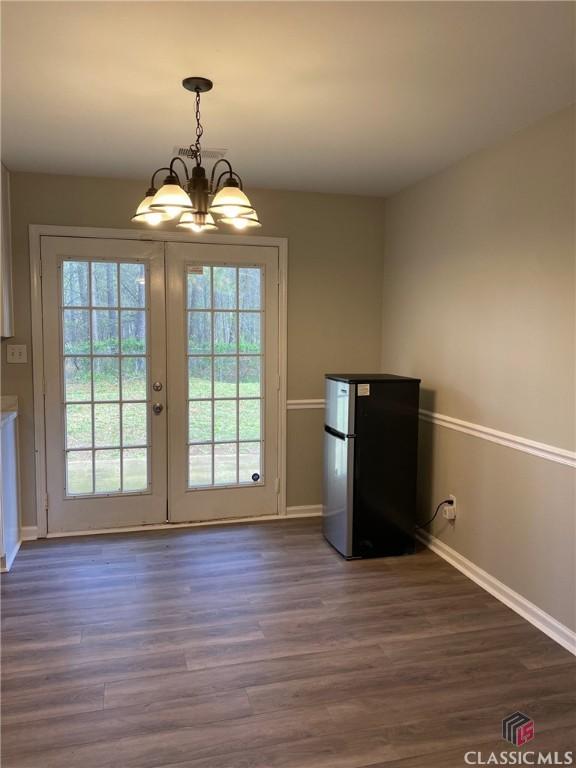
[{"x1": 1, "y1": 1, "x2": 574, "y2": 196}]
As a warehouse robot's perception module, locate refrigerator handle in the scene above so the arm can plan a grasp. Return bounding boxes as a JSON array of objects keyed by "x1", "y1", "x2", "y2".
[{"x1": 325, "y1": 424, "x2": 353, "y2": 440}]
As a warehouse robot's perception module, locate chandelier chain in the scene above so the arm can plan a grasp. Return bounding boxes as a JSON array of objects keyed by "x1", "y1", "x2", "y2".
[{"x1": 193, "y1": 89, "x2": 203, "y2": 166}]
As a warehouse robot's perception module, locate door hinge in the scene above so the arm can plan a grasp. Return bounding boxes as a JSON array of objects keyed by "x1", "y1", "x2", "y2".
[
  {"x1": 275, "y1": 478, "x2": 280, "y2": 495},
  {"x1": 45, "y1": 494, "x2": 49, "y2": 512}
]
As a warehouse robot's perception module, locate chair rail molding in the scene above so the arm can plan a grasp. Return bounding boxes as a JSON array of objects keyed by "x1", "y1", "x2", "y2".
[
  {"x1": 287, "y1": 399, "x2": 325, "y2": 410},
  {"x1": 420, "y1": 410, "x2": 575, "y2": 469},
  {"x1": 285, "y1": 401, "x2": 574, "y2": 468}
]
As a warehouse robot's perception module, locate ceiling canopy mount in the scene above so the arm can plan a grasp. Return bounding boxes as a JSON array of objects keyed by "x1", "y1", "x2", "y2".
[{"x1": 182, "y1": 76, "x2": 213, "y2": 94}]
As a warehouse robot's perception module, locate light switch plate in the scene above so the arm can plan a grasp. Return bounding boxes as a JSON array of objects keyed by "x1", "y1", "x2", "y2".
[{"x1": 6, "y1": 344, "x2": 27, "y2": 364}]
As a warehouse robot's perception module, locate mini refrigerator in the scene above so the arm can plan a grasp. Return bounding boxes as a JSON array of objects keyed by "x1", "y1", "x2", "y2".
[{"x1": 323, "y1": 373, "x2": 421, "y2": 559}]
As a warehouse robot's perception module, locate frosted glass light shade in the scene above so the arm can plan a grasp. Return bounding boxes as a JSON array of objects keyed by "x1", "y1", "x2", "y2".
[
  {"x1": 209, "y1": 186, "x2": 254, "y2": 218},
  {"x1": 220, "y1": 211, "x2": 261, "y2": 229},
  {"x1": 149, "y1": 184, "x2": 194, "y2": 218},
  {"x1": 177, "y1": 211, "x2": 217, "y2": 233},
  {"x1": 131, "y1": 195, "x2": 170, "y2": 226}
]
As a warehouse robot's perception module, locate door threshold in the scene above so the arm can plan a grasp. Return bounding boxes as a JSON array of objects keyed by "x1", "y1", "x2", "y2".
[{"x1": 44, "y1": 511, "x2": 318, "y2": 538}]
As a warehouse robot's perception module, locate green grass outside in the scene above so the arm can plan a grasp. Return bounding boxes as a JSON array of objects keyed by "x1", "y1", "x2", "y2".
[{"x1": 65, "y1": 366, "x2": 261, "y2": 494}]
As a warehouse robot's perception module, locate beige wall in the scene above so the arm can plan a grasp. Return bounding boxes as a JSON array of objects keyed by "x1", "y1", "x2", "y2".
[
  {"x1": 381, "y1": 105, "x2": 575, "y2": 630},
  {"x1": 1, "y1": 175, "x2": 385, "y2": 527}
]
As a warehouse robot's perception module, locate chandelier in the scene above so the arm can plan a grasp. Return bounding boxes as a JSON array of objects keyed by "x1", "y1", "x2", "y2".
[{"x1": 132, "y1": 77, "x2": 260, "y2": 233}]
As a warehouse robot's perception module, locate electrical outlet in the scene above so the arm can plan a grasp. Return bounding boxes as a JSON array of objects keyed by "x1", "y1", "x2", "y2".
[
  {"x1": 6, "y1": 344, "x2": 27, "y2": 364},
  {"x1": 443, "y1": 494, "x2": 457, "y2": 521}
]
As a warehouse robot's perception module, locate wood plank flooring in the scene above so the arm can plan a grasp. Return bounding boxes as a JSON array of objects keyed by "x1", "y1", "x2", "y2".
[{"x1": 1, "y1": 518, "x2": 575, "y2": 767}]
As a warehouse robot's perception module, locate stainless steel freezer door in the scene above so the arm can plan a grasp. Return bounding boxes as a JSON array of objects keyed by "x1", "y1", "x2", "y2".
[
  {"x1": 325, "y1": 379, "x2": 356, "y2": 435},
  {"x1": 323, "y1": 429, "x2": 354, "y2": 558}
]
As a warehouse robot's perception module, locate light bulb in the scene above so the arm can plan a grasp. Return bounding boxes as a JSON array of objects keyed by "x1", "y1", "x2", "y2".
[
  {"x1": 209, "y1": 185, "x2": 254, "y2": 219},
  {"x1": 132, "y1": 191, "x2": 172, "y2": 225},
  {"x1": 145, "y1": 211, "x2": 164, "y2": 225},
  {"x1": 163, "y1": 206, "x2": 183, "y2": 220},
  {"x1": 150, "y1": 177, "x2": 194, "y2": 216}
]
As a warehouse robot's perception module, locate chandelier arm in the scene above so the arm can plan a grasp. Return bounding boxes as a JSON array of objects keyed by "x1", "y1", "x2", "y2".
[
  {"x1": 149, "y1": 167, "x2": 172, "y2": 189},
  {"x1": 209, "y1": 158, "x2": 234, "y2": 193},
  {"x1": 230, "y1": 171, "x2": 244, "y2": 190},
  {"x1": 213, "y1": 169, "x2": 244, "y2": 193},
  {"x1": 169, "y1": 156, "x2": 190, "y2": 180}
]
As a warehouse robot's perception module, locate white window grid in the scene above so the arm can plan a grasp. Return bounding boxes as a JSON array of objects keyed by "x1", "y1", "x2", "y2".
[
  {"x1": 58, "y1": 258, "x2": 152, "y2": 497},
  {"x1": 186, "y1": 264, "x2": 265, "y2": 490}
]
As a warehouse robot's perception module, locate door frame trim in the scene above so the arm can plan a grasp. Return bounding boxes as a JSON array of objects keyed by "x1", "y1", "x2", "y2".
[{"x1": 29, "y1": 224, "x2": 288, "y2": 537}]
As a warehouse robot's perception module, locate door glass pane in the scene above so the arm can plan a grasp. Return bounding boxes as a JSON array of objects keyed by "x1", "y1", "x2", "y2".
[
  {"x1": 122, "y1": 403, "x2": 147, "y2": 446},
  {"x1": 94, "y1": 403, "x2": 120, "y2": 447},
  {"x1": 189, "y1": 401, "x2": 212, "y2": 443},
  {"x1": 62, "y1": 261, "x2": 89, "y2": 307},
  {"x1": 92, "y1": 310, "x2": 119, "y2": 354},
  {"x1": 214, "y1": 400, "x2": 237, "y2": 442},
  {"x1": 63, "y1": 309, "x2": 90, "y2": 355},
  {"x1": 123, "y1": 448, "x2": 148, "y2": 491},
  {"x1": 189, "y1": 357, "x2": 212, "y2": 399},
  {"x1": 66, "y1": 404, "x2": 92, "y2": 449},
  {"x1": 92, "y1": 262, "x2": 118, "y2": 307},
  {"x1": 61, "y1": 259, "x2": 150, "y2": 497},
  {"x1": 239, "y1": 357, "x2": 260, "y2": 397},
  {"x1": 213, "y1": 267, "x2": 237, "y2": 309},
  {"x1": 93, "y1": 357, "x2": 119, "y2": 401},
  {"x1": 214, "y1": 312, "x2": 237, "y2": 354},
  {"x1": 66, "y1": 451, "x2": 93, "y2": 495},
  {"x1": 214, "y1": 443, "x2": 237, "y2": 485},
  {"x1": 187, "y1": 267, "x2": 211, "y2": 309},
  {"x1": 214, "y1": 358, "x2": 237, "y2": 398},
  {"x1": 121, "y1": 310, "x2": 146, "y2": 354},
  {"x1": 64, "y1": 357, "x2": 91, "y2": 401},
  {"x1": 239, "y1": 443, "x2": 261, "y2": 483},
  {"x1": 186, "y1": 264, "x2": 264, "y2": 488},
  {"x1": 239, "y1": 313, "x2": 260, "y2": 353},
  {"x1": 95, "y1": 449, "x2": 121, "y2": 493},
  {"x1": 239, "y1": 268, "x2": 261, "y2": 310},
  {"x1": 120, "y1": 263, "x2": 145, "y2": 307},
  {"x1": 239, "y1": 399, "x2": 261, "y2": 441},
  {"x1": 122, "y1": 358, "x2": 147, "y2": 400},
  {"x1": 189, "y1": 445, "x2": 212, "y2": 486},
  {"x1": 188, "y1": 312, "x2": 211, "y2": 353}
]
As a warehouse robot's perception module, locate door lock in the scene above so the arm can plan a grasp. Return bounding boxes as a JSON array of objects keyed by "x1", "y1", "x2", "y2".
[
  {"x1": 152, "y1": 381, "x2": 163, "y2": 392},
  {"x1": 152, "y1": 402, "x2": 164, "y2": 415}
]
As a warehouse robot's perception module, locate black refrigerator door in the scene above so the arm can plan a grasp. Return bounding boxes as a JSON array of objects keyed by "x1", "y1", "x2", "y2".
[{"x1": 352, "y1": 382, "x2": 419, "y2": 557}]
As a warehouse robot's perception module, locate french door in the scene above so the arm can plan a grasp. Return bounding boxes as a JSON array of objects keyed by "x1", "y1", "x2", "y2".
[{"x1": 41, "y1": 235, "x2": 280, "y2": 533}]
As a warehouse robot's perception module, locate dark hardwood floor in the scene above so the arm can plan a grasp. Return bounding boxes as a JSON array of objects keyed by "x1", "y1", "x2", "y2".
[{"x1": 1, "y1": 518, "x2": 575, "y2": 767}]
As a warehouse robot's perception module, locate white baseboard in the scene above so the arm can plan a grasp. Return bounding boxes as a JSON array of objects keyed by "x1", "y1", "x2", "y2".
[
  {"x1": 1, "y1": 539, "x2": 22, "y2": 572},
  {"x1": 417, "y1": 530, "x2": 576, "y2": 656},
  {"x1": 286, "y1": 505, "x2": 323, "y2": 518},
  {"x1": 44, "y1": 510, "x2": 322, "y2": 539},
  {"x1": 21, "y1": 526, "x2": 39, "y2": 541}
]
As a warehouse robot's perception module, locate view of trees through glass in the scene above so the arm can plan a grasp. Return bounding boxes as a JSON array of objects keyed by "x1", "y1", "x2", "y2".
[
  {"x1": 187, "y1": 266, "x2": 263, "y2": 487},
  {"x1": 61, "y1": 260, "x2": 149, "y2": 495},
  {"x1": 60, "y1": 260, "x2": 264, "y2": 496}
]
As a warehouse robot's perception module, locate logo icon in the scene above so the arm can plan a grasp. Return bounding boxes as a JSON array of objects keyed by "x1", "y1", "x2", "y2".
[{"x1": 502, "y1": 712, "x2": 535, "y2": 747}]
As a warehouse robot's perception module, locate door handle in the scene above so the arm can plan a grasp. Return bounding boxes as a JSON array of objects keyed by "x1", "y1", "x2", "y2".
[{"x1": 152, "y1": 402, "x2": 164, "y2": 415}]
